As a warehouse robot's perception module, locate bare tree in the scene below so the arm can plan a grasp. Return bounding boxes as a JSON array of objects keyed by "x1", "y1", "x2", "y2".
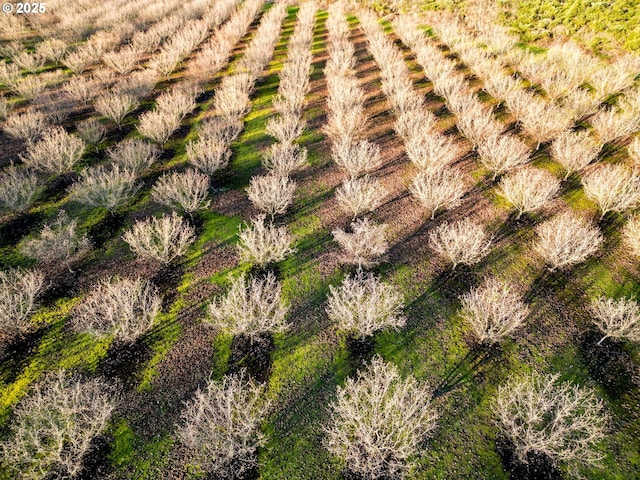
[
  {"x1": 0, "y1": 165, "x2": 39, "y2": 212},
  {"x1": 102, "y1": 46, "x2": 140, "y2": 75},
  {"x1": 20, "y1": 126, "x2": 85, "y2": 175},
  {"x1": 326, "y1": 270, "x2": 406, "y2": 339},
  {"x1": 137, "y1": 109, "x2": 182, "y2": 144},
  {"x1": 581, "y1": 164, "x2": 640, "y2": 218},
  {"x1": 535, "y1": 211, "x2": 603, "y2": 270},
  {"x1": 262, "y1": 142, "x2": 308, "y2": 176},
  {"x1": 498, "y1": 167, "x2": 560, "y2": 218},
  {"x1": 332, "y1": 217, "x2": 389, "y2": 268},
  {"x1": 70, "y1": 165, "x2": 139, "y2": 212},
  {"x1": 404, "y1": 133, "x2": 460, "y2": 172},
  {"x1": 332, "y1": 139, "x2": 383, "y2": 178},
  {"x1": 551, "y1": 130, "x2": 602, "y2": 180},
  {"x1": 266, "y1": 113, "x2": 306, "y2": 144},
  {"x1": 476, "y1": 133, "x2": 531, "y2": 179},
  {"x1": 429, "y1": 219, "x2": 492, "y2": 269},
  {"x1": 410, "y1": 168, "x2": 466, "y2": 219},
  {"x1": 246, "y1": 173, "x2": 296, "y2": 219},
  {"x1": 460, "y1": 277, "x2": 529, "y2": 344},
  {"x1": 325, "y1": 356, "x2": 438, "y2": 479},
  {"x1": 107, "y1": 138, "x2": 159, "y2": 174},
  {"x1": 237, "y1": 214, "x2": 296, "y2": 266},
  {"x1": 178, "y1": 372, "x2": 270, "y2": 479},
  {"x1": 628, "y1": 136, "x2": 640, "y2": 165},
  {"x1": 207, "y1": 271, "x2": 289, "y2": 338},
  {"x1": 76, "y1": 118, "x2": 107, "y2": 149},
  {"x1": 3, "y1": 110, "x2": 49, "y2": 143},
  {"x1": 21, "y1": 210, "x2": 91, "y2": 272},
  {"x1": 0, "y1": 269, "x2": 45, "y2": 339},
  {"x1": 122, "y1": 212, "x2": 195, "y2": 264},
  {"x1": 494, "y1": 372, "x2": 607, "y2": 473},
  {"x1": 622, "y1": 215, "x2": 640, "y2": 257},
  {"x1": 151, "y1": 169, "x2": 211, "y2": 214},
  {"x1": 63, "y1": 76, "x2": 99, "y2": 105},
  {"x1": 336, "y1": 175, "x2": 387, "y2": 220},
  {"x1": 94, "y1": 92, "x2": 139, "y2": 126},
  {"x1": 72, "y1": 277, "x2": 161, "y2": 342},
  {"x1": 214, "y1": 73, "x2": 252, "y2": 120},
  {"x1": 186, "y1": 136, "x2": 231, "y2": 176},
  {"x1": 591, "y1": 108, "x2": 639, "y2": 144},
  {"x1": 590, "y1": 296, "x2": 640, "y2": 345},
  {"x1": 0, "y1": 371, "x2": 115, "y2": 479}
]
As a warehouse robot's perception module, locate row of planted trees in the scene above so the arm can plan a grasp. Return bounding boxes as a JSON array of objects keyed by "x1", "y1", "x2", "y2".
[{"x1": 1, "y1": 2, "x2": 640, "y2": 479}]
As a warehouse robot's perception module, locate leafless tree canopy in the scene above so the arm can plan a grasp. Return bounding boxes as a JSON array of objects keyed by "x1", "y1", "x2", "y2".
[
  {"x1": 246, "y1": 173, "x2": 296, "y2": 219},
  {"x1": 336, "y1": 175, "x2": 387, "y2": 220},
  {"x1": 122, "y1": 212, "x2": 195, "y2": 264},
  {"x1": 326, "y1": 270, "x2": 406, "y2": 339},
  {"x1": 460, "y1": 277, "x2": 530, "y2": 344},
  {"x1": 535, "y1": 211, "x2": 603, "y2": 270},
  {"x1": 0, "y1": 269, "x2": 45, "y2": 339},
  {"x1": 20, "y1": 126, "x2": 86, "y2": 175},
  {"x1": 178, "y1": 372, "x2": 271, "y2": 478},
  {"x1": 498, "y1": 167, "x2": 560, "y2": 218},
  {"x1": 429, "y1": 218, "x2": 492, "y2": 269},
  {"x1": 20, "y1": 210, "x2": 91, "y2": 272},
  {"x1": 325, "y1": 356, "x2": 438, "y2": 479},
  {"x1": 591, "y1": 296, "x2": 640, "y2": 345},
  {"x1": 237, "y1": 214, "x2": 296, "y2": 266},
  {"x1": 332, "y1": 217, "x2": 389, "y2": 268},
  {"x1": 1, "y1": 371, "x2": 115, "y2": 479},
  {"x1": 207, "y1": 271, "x2": 290, "y2": 338},
  {"x1": 151, "y1": 168, "x2": 211, "y2": 213},
  {"x1": 107, "y1": 138, "x2": 159, "y2": 174},
  {"x1": 0, "y1": 165, "x2": 39, "y2": 212},
  {"x1": 72, "y1": 277, "x2": 161, "y2": 342},
  {"x1": 581, "y1": 164, "x2": 640, "y2": 218},
  {"x1": 70, "y1": 165, "x2": 140, "y2": 212},
  {"x1": 622, "y1": 215, "x2": 640, "y2": 257},
  {"x1": 494, "y1": 372, "x2": 607, "y2": 472},
  {"x1": 550, "y1": 130, "x2": 602, "y2": 180},
  {"x1": 410, "y1": 168, "x2": 466, "y2": 219}
]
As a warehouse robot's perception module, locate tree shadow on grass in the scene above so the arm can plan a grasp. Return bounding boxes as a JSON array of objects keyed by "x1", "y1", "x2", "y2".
[
  {"x1": 496, "y1": 436, "x2": 565, "y2": 480},
  {"x1": 87, "y1": 211, "x2": 126, "y2": 249},
  {"x1": 579, "y1": 330, "x2": 637, "y2": 399},
  {"x1": 228, "y1": 333, "x2": 274, "y2": 384},
  {"x1": 78, "y1": 433, "x2": 113, "y2": 480},
  {"x1": 432, "y1": 343, "x2": 501, "y2": 399},
  {"x1": 0, "y1": 210, "x2": 44, "y2": 247},
  {"x1": 0, "y1": 325, "x2": 52, "y2": 384},
  {"x1": 524, "y1": 269, "x2": 571, "y2": 304},
  {"x1": 96, "y1": 337, "x2": 153, "y2": 390}
]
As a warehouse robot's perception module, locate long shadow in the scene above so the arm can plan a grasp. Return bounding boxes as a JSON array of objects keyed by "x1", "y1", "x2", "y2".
[
  {"x1": 0, "y1": 325, "x2": 52, "y2": 385},
  {"x1": 78, "y1": 433, "x2": 114, "y2": 480},
  {"x1": 496, "y1": 436, "x2": 565, "y2": 480},
  {"x1": 227, "y1": 333, "x2": 274, "y2": 383},
  {"x1": 579, "y1": 330, "x2": 637, "y2": 400},
  {"x1": 0, "y1": 211, "x2": 44, "y2": 247},
  {"x1": 86, "y1": 211, "x2": 127, "y2": 249},
  {"x1": 524, "y1": 269, "x2": 571, "y2": 304},
  {"x1": 432, "y1": 343, "x2": 499, "y2": 398},
  {"x1": 96, "y1": 337, "x2": 153, "y2": 390}
]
